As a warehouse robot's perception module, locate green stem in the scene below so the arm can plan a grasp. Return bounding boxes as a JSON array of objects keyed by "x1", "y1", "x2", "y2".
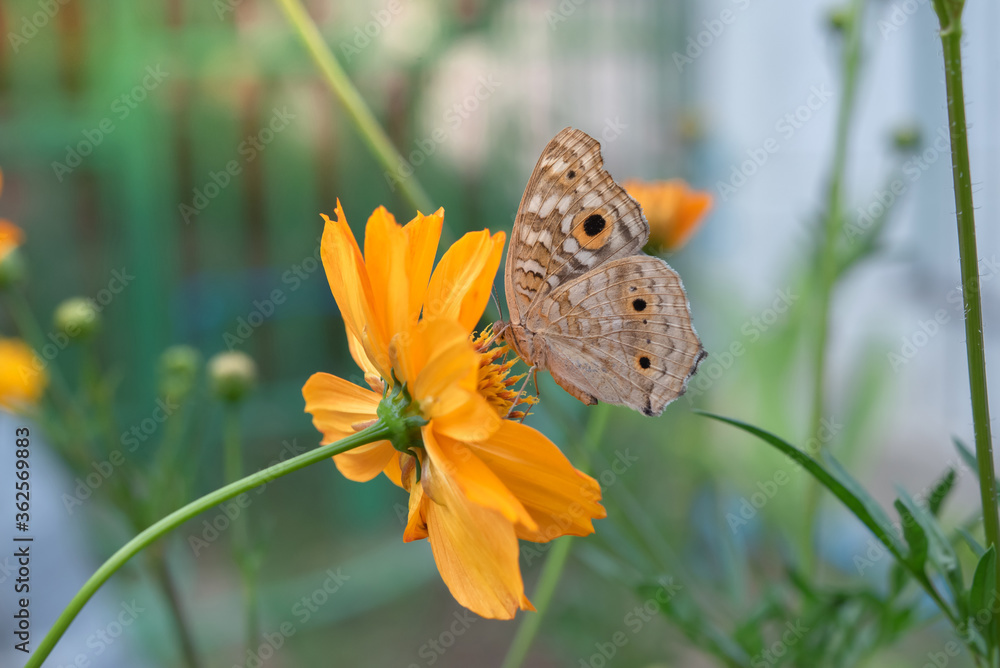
[
  {"x1": 803, "y1": 0, "x2": 865, "y2": 567},
  {"x1": 499, "y1": 537, "x2": 574, "y2": 668},
  {"x1": 933, "y1": 0, "x2": 1000, "y2": 644},
  {"x1": 26, "y1": 422, "x2": 392, "y2": 668},
  {"x1": 273, "y1": 0, "x2": 435, "y2": 216},
  {"x1": 223, "y1": 404, "x2": 259, "y2": 651},
  {"x1": 499, "y1": 403, "x2": 611, "y2": 668},
  {"x1": 149, "y1": 551, "x2": 202, "y2": 668}
]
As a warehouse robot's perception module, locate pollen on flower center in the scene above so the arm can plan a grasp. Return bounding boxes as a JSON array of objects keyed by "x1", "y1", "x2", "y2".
[{"x1": 473, "y1": 325, "x2": 537, "y2": 420}]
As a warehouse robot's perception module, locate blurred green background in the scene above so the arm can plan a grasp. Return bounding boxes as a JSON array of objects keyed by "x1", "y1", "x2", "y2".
[{"x1": 2, "y1": 0, "x2": 998, "y2": 666}]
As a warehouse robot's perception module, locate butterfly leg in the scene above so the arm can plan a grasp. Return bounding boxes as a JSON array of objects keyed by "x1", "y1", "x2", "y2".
[
  {"x1": 476, "y1": 320, "x2": 510, "y2": 351},
  {"x1": 505, "y1": 365, "x2": 537, "y2": 420}
]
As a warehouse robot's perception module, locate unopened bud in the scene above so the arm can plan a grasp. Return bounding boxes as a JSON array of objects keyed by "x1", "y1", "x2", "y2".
[
  {"x1": 208, "y1": 351, "x2": 257, "y2": 402},
  {"x1": 53, "y1": 298, "x2": 100, "y2": 339}
]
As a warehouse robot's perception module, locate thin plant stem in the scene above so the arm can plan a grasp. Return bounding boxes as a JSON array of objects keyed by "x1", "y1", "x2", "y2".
[
  {"x1": 273, "y1": 0, "x2": 435, "y2": 217},
  {"x1": 803, "y1": 0, "x2": 866, "y2": 568},
  {"x1": 932, "y1": 0, "x2": 1000, "y2": 643},
  {"x1": 499, "y1": 536, "x2": 574, "y2": 668},
  {"x1": 149, "y1": 551, "x2": 203, "y2": 668},
  {"x1": 26, "y1": 422, "x2": 393, "y2": 668},
  {"x1": 499, "y1": 403, "x2": 611, "y2": 668},
  {"x1": 224, "y1": 403, "x2": 259, "y2": 652}
]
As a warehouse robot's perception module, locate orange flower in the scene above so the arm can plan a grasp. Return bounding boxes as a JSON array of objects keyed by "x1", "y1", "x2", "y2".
[
  {"x1": 0, "y1": 169, "x2": 24, "y2": 263},
  {"x1": 303, "y1": 203, "x2": 605, "y2": 619},
  {"x1": 0, "y1": 220, "x2": 22, "y2": 262},
  {"x1": 624, "y1": 179, "x2": 712, "y2": 253},
  {"x1": 0, "y1": 338, "x2": 47, "y2": 412}
]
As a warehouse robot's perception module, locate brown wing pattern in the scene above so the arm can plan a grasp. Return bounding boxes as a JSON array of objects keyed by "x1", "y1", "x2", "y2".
[
  {"x1": 503, "y1": 128, "x2": 705, "y2": 416},
  {"x1": 529, "y1": 256, "x2": 705, "y2": 416},
  {"x1": 504, "y1": 128, "x2": 650, "y2": 326}
]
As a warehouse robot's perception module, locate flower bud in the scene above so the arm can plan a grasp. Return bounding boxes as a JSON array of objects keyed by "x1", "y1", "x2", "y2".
[
  {"x1": 0, "y1": 248, "x2": 26, "y2": 290},
  {"x1": 53, "y1": 298, "x2": 100, "y2": 340},
  {"x1": 827, "y1": 6, "x2": 851, "y2": 33},
  {"x1": 208, "y1": 351, "x2": 257, "y2": 403},
  {"x1": 892, "y1": 125, "x2": 922, "y2": 152},
  {"x1": 160, "y1": 345, "x2": 201, "y2": 401}
]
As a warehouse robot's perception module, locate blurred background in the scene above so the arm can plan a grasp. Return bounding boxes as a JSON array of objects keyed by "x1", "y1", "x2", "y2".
[{"x1": 2, "y1": 0, "x2": 1000, "y2": 666}]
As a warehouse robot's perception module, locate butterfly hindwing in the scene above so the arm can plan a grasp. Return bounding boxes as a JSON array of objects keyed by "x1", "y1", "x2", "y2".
[
  {"x1": 527, "y1": 255, "x2": 705, "y2": 415},
  {"x1": 505, "y1": 127, "x2": 650, "y2": 325}
]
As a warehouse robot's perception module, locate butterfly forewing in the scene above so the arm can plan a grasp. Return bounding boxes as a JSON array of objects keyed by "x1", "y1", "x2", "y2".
[
  {"x1": 503, "y1": 127, "x2": 705, "y2": 416},
  {"x1": 505, "y1": 127, "x2": 649, "y2": 325}
]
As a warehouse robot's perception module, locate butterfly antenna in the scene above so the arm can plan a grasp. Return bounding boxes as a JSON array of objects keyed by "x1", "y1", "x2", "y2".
[{"x1": 490, "y1": 284, "x2": 505, "y2": 322}]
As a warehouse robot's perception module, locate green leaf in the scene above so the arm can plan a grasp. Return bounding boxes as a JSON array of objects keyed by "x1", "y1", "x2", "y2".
[
  {"x1": 698, "y1": 412, "x2": 906, "y2": 556},
  {"x1": 959, "y1": 529, "x2": 986, "y2": 558},
  {"x1": 896, "y1": 487, "x2": 964, "y2": 615},
  {"x1": 894, "y1": 499, "x2": 928, "y2": 572},
  {"x1": 928, "y1": 468, "x2": 958, "y2": 516},
  {"x1": 637, "y1": 582, "x2": 750, "y2": 667},
  {"x1": 889, "y1": 563, "x2": 910, "y2": 597},
  {"x1": 954, "y1": 437, "x2": 977, "y2": 470},
  {"x1": 970, "y1": 546, "x2": 996, "y2": 645}
]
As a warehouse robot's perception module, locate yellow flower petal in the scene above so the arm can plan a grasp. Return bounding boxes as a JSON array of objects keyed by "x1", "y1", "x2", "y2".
[
  {"x1": 423, "y1": 435, "x2": 535, "y2": 619},
  {"x1": 347, "y1": 331, "x2": 382, "y2": 392},
  {"x1": 320, "y1": 201, "x2": 389, "y2": 376},
  {"x1": 624, "y1": 179, "x2": 712, "y2": 253},
  {"x1": 0, "y1": 338, "x2": 46, "y2": 412},
  {"x1": 404, "y1": 208, "x2": 444, "y2": 318},
  {"x1": 392, "y1": 319, "x2": 480, "y2": 419},
  {"x1": 424, "y1": 427, "x2": 536, "y2": 530},
  {"x1": 334, "y1": 442, "x2": 397, "y2": 483},
  {"x1": 302, "y1": 372, "x2": 393, "y2": 482},
  {"x1": 402, "y1": 456, "x2": 429, "y2": 542},
  {"x1": 431, "y1": 393, "x2": 500, "y2": 444},
  {"x1": 471, "y1": 420, "x2": 606, "y2": 543},
  {"x1": 364, "y1": 207, "x2": 411, "y2": 339},
  {"x1": 424, "y1": 230, "x2": 505, "y2": 332}
]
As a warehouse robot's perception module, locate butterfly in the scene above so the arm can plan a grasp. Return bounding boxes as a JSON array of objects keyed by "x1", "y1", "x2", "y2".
[{"x1": 500, "y1": 127, "x2": 706, "y2": 416}]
